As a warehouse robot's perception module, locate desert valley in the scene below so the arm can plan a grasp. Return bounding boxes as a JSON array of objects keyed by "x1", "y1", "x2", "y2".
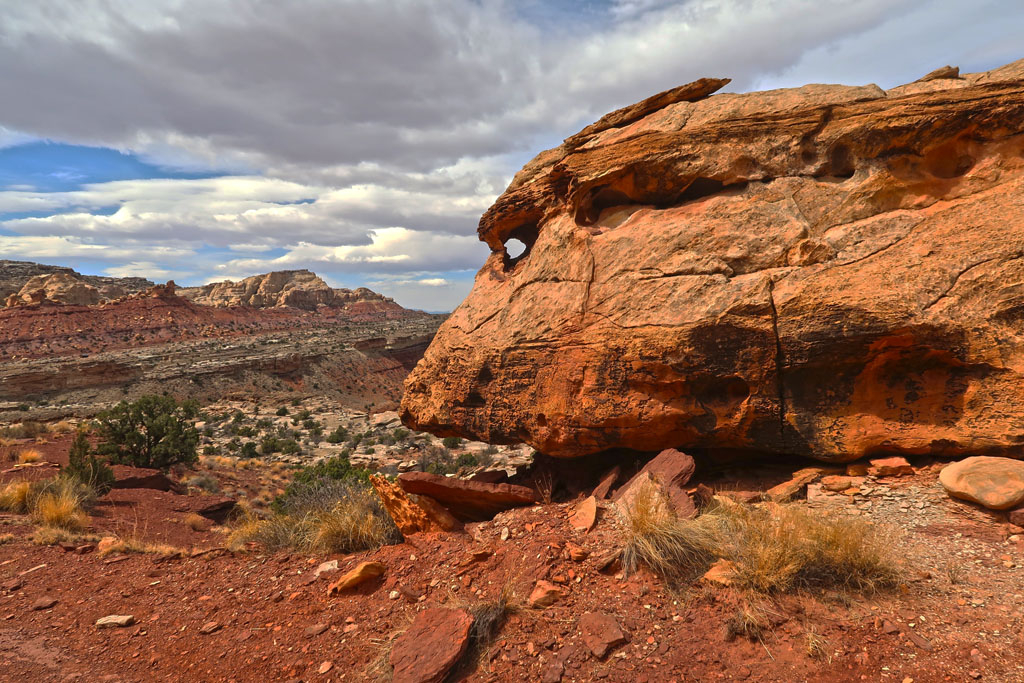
[{"x1": 2, "y1": 29, "x2": 1024, "y2": 683}]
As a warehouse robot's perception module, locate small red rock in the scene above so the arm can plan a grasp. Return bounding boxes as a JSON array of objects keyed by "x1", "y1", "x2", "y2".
[
  {"x1": 528, "y1": 580, "x2": 563, "y2": 609},
  {"x1": 389, "y1": 607, "x2": 473, "y2": 683},
  {"x1": 580, "y1": 612, "x2": 627, "y2": 658}
]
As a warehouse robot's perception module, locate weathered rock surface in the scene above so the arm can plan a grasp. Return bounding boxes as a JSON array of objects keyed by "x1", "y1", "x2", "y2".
[
  {"x1": 579, "y1": 612, "x2": 628, "y2": 658},
  {"x1": 0, "y1": 259, "x2": 152, "y2": 304},
  {"x1": 389, "y1": 607, "x2": 473, "y2": 683},
  {"x1": 613, "y1": 448, "x2": 697, "y2": 518},
  {"x1": 7, "y1": 272, "x2": 101, "y2": 307},
  {"x1": 397, "y1": 471, "x2": 537, "y2": 521},
  {"x1": 111, "y1": 465, "x2": 177, "y2": 492},
  {"x1": 940, "y1": 456, "x2": 1024, "y2": 510},
  {"x1": 402, "y1": 58, "x2": 1024, "y2": 462},
  {"x1": 179, "y1": 269, "x2": 403, "y2": 313},
  {"x1": 327, "y1": 561, "x2": 386, "y2": 594},
  {"x1": 370, "y1": 474, "x2": 456, "y2": 534}
]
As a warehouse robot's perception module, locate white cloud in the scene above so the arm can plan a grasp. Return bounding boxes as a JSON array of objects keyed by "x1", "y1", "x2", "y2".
[{"x1": 0, "y1": 0, "x2": 1022, "y2": 309}]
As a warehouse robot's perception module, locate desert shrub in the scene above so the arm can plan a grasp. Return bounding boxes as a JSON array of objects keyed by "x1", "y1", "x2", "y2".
[
  {"x1": 229, "y1": 481, "x2": 398, "y2": 554},
  {"x1": 186, "y1": 473, "x2": 220, "y2": 493},
  {"x1": 478, "y1": 445, "x2": 498, "y2": 467},
  {"x1": 418, "y1": 445, "x2": 456, "y2": 475},
  {"x1": 442, "y1": 436, "x2": 463, "y2": 449},
  {"x1": 202, "y1": 445, "x2": 220, "y2": 456},
  {"x1": 95, "y1": 395, "x2": 199, "y2": 470},
  {"x1": 325, "y1": 423, "x2": 350, "y2": 446},
  {"x1": 621, "y1": 487, "x2": 901, "y2": 594},
  {"x1": 64, "y1": 429, "x2": 115, "y2": 495},
  {"x1": 291, "y1": 409, "x2": 311, "y2": 425},
  {"x1": 457, "y1": 452, "x2": 479, "y2": 468},
  {"x1": 239, "y1": 442, "x2": 259, "y2": 458},
  {"x1": 0, "y1": 533, "x2": 14, "y2": 544},
  {"x1": 276, "y1": 406, "x2": 289, "y2": 416},
  {"x1": 17, "y1": 449, "x2": 42, "y2": 464},
  {"x1": 273, "y1": 453, "x2": 366, "y2": 513},
  {"x1": 392, "y1": 428, "x2": 409, "y2": 442},
  {"x1": 0, "y1": 421, "x2": 49, "y2": 440},
  {"x1": 50, "y1": 420, "x2": 76, "y2": 435}
]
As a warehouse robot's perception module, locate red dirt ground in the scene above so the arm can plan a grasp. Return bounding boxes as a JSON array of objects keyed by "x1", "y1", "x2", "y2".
[{"x1": 2, "y1": 459, "x2": 1024, "y2": 682}]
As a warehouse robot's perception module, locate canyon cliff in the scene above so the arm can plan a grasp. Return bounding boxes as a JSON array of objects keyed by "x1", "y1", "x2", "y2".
[{"x1": 402, "y1": 59, "x2": 1024, "y2": 462}]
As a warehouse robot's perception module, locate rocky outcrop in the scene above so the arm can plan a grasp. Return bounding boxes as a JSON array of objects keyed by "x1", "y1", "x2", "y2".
[
  {"x1": 402, "y1": 58, "x2": 1024, "y2": 462},
  {"x1": 180, "y1": 270, "x2": 402, "y2": 313},
  {"x1": 0, "y1": 260, "x2": 153, "y2": 304},
  {"x1": 6, "y1": 272, "x2": 101, "y2": 307}
]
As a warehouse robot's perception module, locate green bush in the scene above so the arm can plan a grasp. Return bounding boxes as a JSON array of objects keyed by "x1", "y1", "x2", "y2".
[
  {"x1": 95, "y1": 395, "x2": 199, "y2": 470},
  {"x1": 239, "y1": 442, "x2": 258, "y2": 458},
  {"x1": 457, "y1": 452, "x2": 479, "y2": 468},
  {"x1": 442, "y1": 436, "x2": 463, "y2": 449},
  {"x1": 325, "y1": 426, "x2": 348, "y2": 444},
  {"x1": 276, "y1": 407, "x2": 289, "y2": 416},
  {"x1": 64, "y1": 429, "x2": 115, "y2": 495},
  {"x1": 273, "y1": 452, "x2": 366, "y2": 514}
]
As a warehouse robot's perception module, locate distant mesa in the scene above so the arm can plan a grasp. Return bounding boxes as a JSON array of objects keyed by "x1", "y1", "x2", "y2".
[
  {"x1": 177, "y1": 269, "x2": 398, "y2": 312},
  {"x1": 0, "y1": 262, "x2": 400, "y2": 314},
  {"x1": 0, "y1": 259, "x2": 152, "y2": 307}
]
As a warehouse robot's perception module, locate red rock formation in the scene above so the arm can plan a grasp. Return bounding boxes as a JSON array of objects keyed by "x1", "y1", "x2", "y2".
[
  {"x1": 402, "y1": 59, "x2": 1024, "y2": 462},
  {"x1": 397, "y1": 471, "x2": 537, "y2": 520}
]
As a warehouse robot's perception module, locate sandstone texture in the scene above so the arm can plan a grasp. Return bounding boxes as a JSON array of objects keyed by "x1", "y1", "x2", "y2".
[
  {"x1": 397, "y1": 471, "x2": 537, "y2": 521},
  {"x1": 179, "y1": 269, "x2": 403, "y2": 313},
  {"x1": 939, "y1": 456, "x2": 1024, "y2": 510},
  {"x1": 6, "y1": 272, "x2": 101, "y2": 307},
  {"x1": 389, "y1": 607, "x2": 473, "y2": 683},
  {"x1": 402, "y1": 59, "x2": 1024, "y2": 462},
  {"x1": 0, "y1": 259, "x2": 152, "y2": 304}
]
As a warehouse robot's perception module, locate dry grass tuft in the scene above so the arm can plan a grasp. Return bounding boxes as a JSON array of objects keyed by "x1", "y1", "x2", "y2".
[
  {"x1": 32, "y1": 479, "x2": 89, "y2": 531},
  {"x1": 183, "y1": 513, "x2": 208, "y2": 531},
  {"x1": 31, "y1": 527, "x2": 99, "y2": 546},
  {"x1": 0, "y1": 533, "x2": 14, "y2": 544},
  {"x1": 98, "y1": 535, "x2": 180, "y2": 556},
  {"x1": 17, "y1": 449, "x2": 43, "y2": 464},
  {"x1": 621, "y1": 485, "x2": 902, "y2": 594},
  {"x1": 50, "y1": 421, "x2": 76, "y2": 435},
  {"x1": 226, "y1": 485, "x2": 399, "y2": 554},
  {"x1": 0, "y1": 481, "x2": 34, "y2": 513}
]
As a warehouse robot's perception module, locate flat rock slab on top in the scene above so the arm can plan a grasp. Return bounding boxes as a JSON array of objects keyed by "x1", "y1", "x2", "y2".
[
  {"x1": 397, "y1": 471, "x2": 536, "y2": 521},
  {"x1": 939, "y1": 456, "x2": 1024, "y2": 510},
  {"x1": 389, "y1": 607, "x2": 473, "y2": 683}
]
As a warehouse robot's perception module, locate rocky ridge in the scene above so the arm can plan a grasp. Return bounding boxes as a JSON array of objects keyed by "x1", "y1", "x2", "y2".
[
  {"x1": 0, "y1": 260, "x2": 153, "y2": 306},
  {"x1": 402, "y1": 58, "x2": 1024, "y2": 462},
  {"x1": 178, "y1": 269, "x2": 403, "y2": 313}
]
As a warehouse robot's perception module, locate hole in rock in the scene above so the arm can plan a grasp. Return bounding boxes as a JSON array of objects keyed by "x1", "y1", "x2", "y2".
[
  {"x1": 501, "y1": 223, "x2": 539, "y2": 271},
  {"x1": 505, "y1": 238, "x2": 527, "y2": 259}
]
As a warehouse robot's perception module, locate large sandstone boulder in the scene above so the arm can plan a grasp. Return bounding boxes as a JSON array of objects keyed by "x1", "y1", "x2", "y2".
[
  {"x1": 401, "y1": 59, "x2": 1024, "y2": 462},
  {"x1": 939, "y1": 456, "x2": 1024, "y2": 510}
]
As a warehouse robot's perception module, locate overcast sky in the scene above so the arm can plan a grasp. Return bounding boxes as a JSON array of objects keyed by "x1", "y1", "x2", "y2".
[{"x1": 0, "y1": 0, "x2": 1021, "y2": 310}]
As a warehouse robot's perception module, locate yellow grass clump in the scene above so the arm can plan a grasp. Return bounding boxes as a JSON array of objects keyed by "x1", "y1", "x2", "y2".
[
  {"x1": 621, "y1": 484, "x2": 902, "y2": 594},
  {"x1": 184, "y1": 513, "x2": 208, "y2": 531},
  {"x1": 0, "y1": 481, "x2": 33, "y2": 513},
  {"x1": 32, "y1": 480, "x2": 89, "y2": 531},
  {"x1": 18, "y1": 449, "x2": 43, "y2": 464}
]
